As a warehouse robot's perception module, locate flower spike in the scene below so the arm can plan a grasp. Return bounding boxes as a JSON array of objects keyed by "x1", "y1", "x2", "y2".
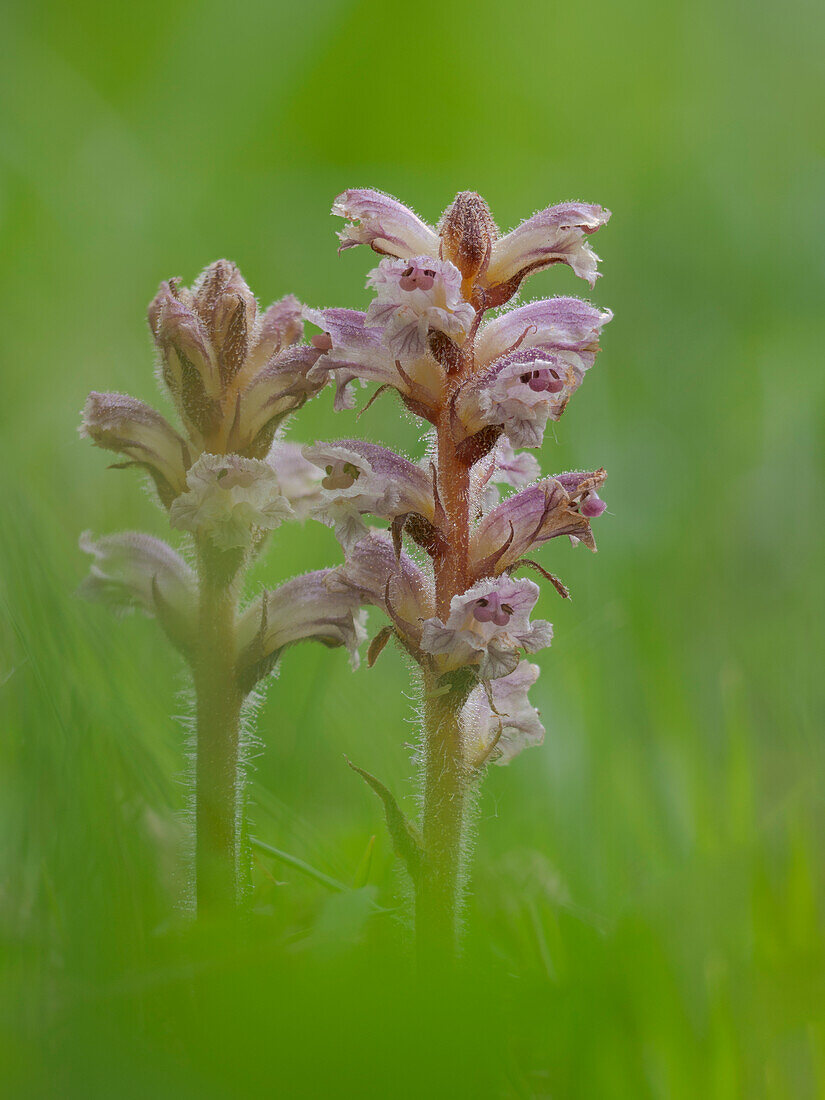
[
  {"x1": 80, "y1": 259, "x2": 356, "y2": 917},
  {"x1": 314, "y1": 186, "x2": 612, "y2": 960}
]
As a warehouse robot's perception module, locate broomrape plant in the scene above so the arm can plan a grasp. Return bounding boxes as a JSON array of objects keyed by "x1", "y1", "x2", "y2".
[
  {"x1": 79, "y1": 261, "x2": 365, "y2": 915},
  {"x1": 304, "y1": 188, "x2": 612, "y2": 963}
]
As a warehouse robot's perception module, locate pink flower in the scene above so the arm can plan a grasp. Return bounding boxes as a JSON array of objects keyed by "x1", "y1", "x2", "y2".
[
  {"x1": 470, "y1": 469, "x2": 608, "y2": 575},
  {"x1": 420, "y1": 576, "x2": 553, "y2": 680},
  {"x1": 365, "y1": 256, "x2": 475, "y2": 363},
  {"x1": 454, "y1": 298, "x2": 612, "y2": 449},
  {"x1": 475, "y1": 350, "x2": 576, "y2": 448},
  {"x1": 305, "y1": 307, "x2": 445, "y2": 417}
]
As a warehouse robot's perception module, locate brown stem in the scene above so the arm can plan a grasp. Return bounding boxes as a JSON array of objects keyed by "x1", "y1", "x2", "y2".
[{"x1": 433, "y1": 408, "x2": 470, "y2": 618}]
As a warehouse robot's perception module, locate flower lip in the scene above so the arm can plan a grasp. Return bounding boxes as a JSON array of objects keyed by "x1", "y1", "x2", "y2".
[
  {"x1": 473, "y1": 593, "x2": 513, "y2": 626},
  {"x1": 399, "y1": 262, "x2": 436, "y2": 292},
  {"x1": 465, "y1": 660, "x2": 545, "y2": 767},
  {"x1": 579, "y1": 491, "x2": 606, "y2": 518},
  {"x1": 322, "y1": 460, "x2": 362, "y2": 491},
  {"x1": 420, "y1": 575, "x2": 553, "y2": 679},
  {"x1": 519, "y1": 366, "x2": 565, "y2": 393},
  {"x1": 169, "y1": 452, "x2": 292, "y2": 549},
  {"x1": 456, "y1": 348, "x2": 578, "y2": 449},
  {"x1": 365, "y1": 255, "x2": 475, "y2": 363}
]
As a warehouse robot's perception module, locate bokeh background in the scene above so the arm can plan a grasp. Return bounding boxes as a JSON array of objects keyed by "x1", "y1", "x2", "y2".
[{"x1": 1, "y1": 0, "x2": 823, "y2": 1095}]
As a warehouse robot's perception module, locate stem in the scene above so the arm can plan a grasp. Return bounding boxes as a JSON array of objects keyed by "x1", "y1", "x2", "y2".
[
  {"x1": 415, "y1": 401, "x2": 475, "y2": 965},
  {"x1": 417, "y1": 675, "x2": 472, "y2": 968},
  {"x1": 193, "y1": 548, "x2": 244, "y2": 915},
  {"x1": 433, "y1": 410, "x2": 470, "y2": 619}
]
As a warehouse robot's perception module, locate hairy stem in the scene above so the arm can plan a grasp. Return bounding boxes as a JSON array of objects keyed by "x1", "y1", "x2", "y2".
[
  {"x1": 433, "y1": 409, "x2": 470, "y2": 619},
  {"x1": 193, "y1": 549, "x2": 244, "y2": 915},
  {"x1": 415, "y1": 400, "x2": 475, "y2": 964},
  {"x1": 417, "y1": 675, "x2": 472, "y2": 968}
]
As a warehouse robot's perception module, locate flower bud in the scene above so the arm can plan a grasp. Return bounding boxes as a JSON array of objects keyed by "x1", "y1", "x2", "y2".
[
  {"x1": 193, "y1": 261, "x2": 258, "y2": 387},
  {"x1": 439, "y1": 191, "x2": 497, "y2": 286},
  {"x1": 580, "y1": 491, "x2": 606, "y2": 518},
  {"x1": 245, "y1": 295, "x2": 304, "y2": 377},
  {"x1": 151, "y1": 282, "x2": 217, "y2": 394}
]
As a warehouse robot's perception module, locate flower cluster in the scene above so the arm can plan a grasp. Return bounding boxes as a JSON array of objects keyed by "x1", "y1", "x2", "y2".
[
  {"x1": 80, "y1": 260, "x2": 363, "y2": 682},
  {"x1": 308, "y1": 189, "x2": 611, "y2": 765}
]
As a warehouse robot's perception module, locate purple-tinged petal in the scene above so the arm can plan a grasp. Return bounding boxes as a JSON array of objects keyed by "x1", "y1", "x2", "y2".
[
  {"x1": 80, "y1": 392, "x2": 190, "y2": 505},
  {"x1": 420, "y1": 576, "x2": 552, "y2": 680},
  {"x1": 243, "y1": 294, "x2": 305, "y2": 378},
  {"x1": 484, "y1": 202, "x2": 611, "y2": 292},
  {"x1": 488, "y1": 438, "x2": 541, "y2": 490},
  {"x1": 305, "y1": 307, "x2": 396, "y2": 394},
  {"x1": 470, "y1": 470, "x2": 607, "y2": 573},
  {"x1": 79, "y1": 530, "x2": 196, "y2": 651},
  {"x1": 464, "y1": 661, "x2": 545, "y2": 767},
  {"x1": 365, "y1": 256, "x2": 475, "y2": 363},
  {"x1": 474, "y1": 438, "x2": 541, "y2": 512},
  {"x1": 149, "y1": 279, "x2": 219, "y2": 401},
  {"x1": 476, "y1": 297, "x2": 612, "y2": 368},
  {"x1": 332, "y1": 188, "x2": 440, "y2": 259},
  {"x1": 305, "y1": 307, "x2": 444, "y2": 412},
  {"x1": 326, "y1": 530, "x2": 434, "y2": 646},
  {"x1": 456, "y1": 299, "x2": 612, "y2": 446},
  {"x1": 303, "y1": 439, "x2": 436, "y2": 552},
  {"x1": 237, "y1": 569, "x2": 368, "y2": 677},
  {"x1": 456, "y1": 348, "x2": 583, "y2": 448},
  {"x1": 266, "y1": 440, "x2": 325, "y2": 520},
  {"x1": 234, "y1": 345, "x2": 326, "y2": 456}
]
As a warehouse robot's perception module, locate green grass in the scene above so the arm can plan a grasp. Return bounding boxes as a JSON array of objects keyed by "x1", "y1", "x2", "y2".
[{"x1": 1, "y1": 0, "x2": 824, "y2": 1095}]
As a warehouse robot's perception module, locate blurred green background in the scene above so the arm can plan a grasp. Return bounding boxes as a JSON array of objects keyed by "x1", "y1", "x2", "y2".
[{"x1": 1, "y1": 0, "x2": 823, "y2": 1095}]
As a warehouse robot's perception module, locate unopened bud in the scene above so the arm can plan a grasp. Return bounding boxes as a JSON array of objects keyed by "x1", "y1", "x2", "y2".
[
  {"x1": 439, "y1": 191, "x2": 497, "y2": 285},
  {"x1": 193, "y1": 261, "x2": 257, "y2": 385}
]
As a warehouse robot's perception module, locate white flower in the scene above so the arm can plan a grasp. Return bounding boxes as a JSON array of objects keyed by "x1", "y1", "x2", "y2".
[
  {"x1": 170, "y1": 453, "x2": 292, "y2": 549},
  {"x1": 464, "y1": 661, "x2": 545, "y2": 766},
  {"x1": 302, "y1": 440, "x2": 435, "y2": 553}
]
